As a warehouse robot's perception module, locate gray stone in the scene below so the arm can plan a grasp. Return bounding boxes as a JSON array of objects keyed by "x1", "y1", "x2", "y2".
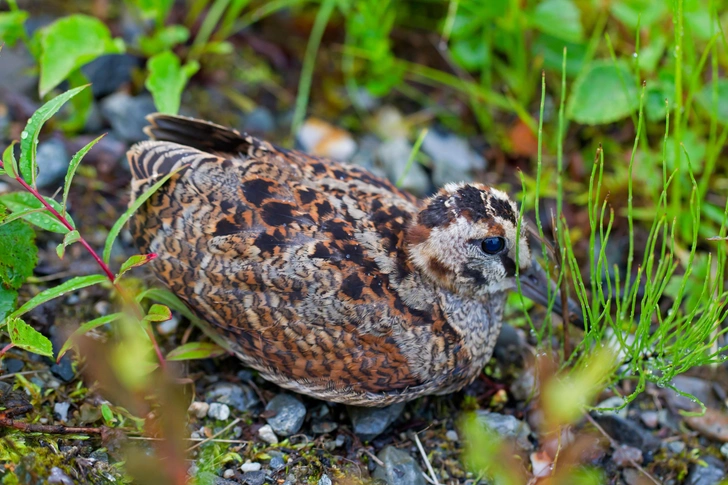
[
  {"x1": 667, "y1": 376, "x2": 720, "y2": 412},
  {"x1": 377, "y1": 137, "x2": 430, "y2": 196},
  {"x1": 53, "y1": 402, "x2": 70, "y2": 422},
  {"x1": 476, "y1": 411, "x2": 532, "y2": 451},
  {"x1": 591, "y1": 414, "x2": 660, "y2": 452},
  {"x1": 0, "y1": 45, "x2": 36, "y2": 95},
  {"x1": 667, "y1": 441, "x2": 685, "y2": 454},
  {"x1": 207, "y1": 402, "x2": 231, "y2": 421},
  {"x1": 265, "y1": 394, "x2": 306, "y2": 437},
  {"x1": 82, "y1": 54, "x2": 140, "y2": 98},
  {"x1": 35, "y1": 137, "x2": 69, "y2": 189},
  {"x1": 348, "y1": 402, "x2": 405, "y2": 442},
  {"x1": 205, "y1": 382, "x2": 259, "y2": 412},
  {"x1": 372, "y1": 446, "x2": 426, "y2": 485},
  {"x1": 269, "y1": 452, "x2": 285, "y2": 470},
  {"x1": 318, "y1": 475, "x2": 332, "y2": 485},
  {"x1": 421, "y1": 129, "x2": 486, "y2": 187},
  {"x1": 241, "y1": 470, "x2": 266, "y2": 485},
  {"x1": 48, "y1": 467, "x2": 73, "y2": 485},
  {"x1": 686, "y1": 456, "x2": 726, "y2": 485},
  {"x1": 2, "y1": 358, "x2": 24, "y2": 374},
  {"x1": 100, "y1": 92, "x2": 156, "y2": 142}
]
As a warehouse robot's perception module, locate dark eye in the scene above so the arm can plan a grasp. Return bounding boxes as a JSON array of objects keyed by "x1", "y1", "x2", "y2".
[{"x1": 481, "y1": 237, "x2": 506, "y2": 255}]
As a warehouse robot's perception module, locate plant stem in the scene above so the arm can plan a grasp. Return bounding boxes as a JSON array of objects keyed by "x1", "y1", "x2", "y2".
[{"x1": 0, "y1": 160, "x2": 167, "y2": 369}]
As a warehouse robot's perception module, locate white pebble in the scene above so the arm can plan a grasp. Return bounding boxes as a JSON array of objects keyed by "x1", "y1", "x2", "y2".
[
  {"x1": 240, "y1": 461, "x2": 261, "y2": 472},
  {"x1": 157, "y1": 315, "x2": 179, "y2": 335},
  {"x1": 188, "y1": 401, "x2": 210, "y2": 419},
  {"x1": 258, "y1": 424, "x2": 279, "y2": 445},
  {"x1": 54, "y1": 402, "x2": 70, "y2": 422},
  {"x1": 446, "y1": 430, "x2": 459, "y2": 442},
  {"x1": 223, "y1": 469, "x2": 235, "y2": 479},
  {"x1": 207, "y1": 402, "x2": 230, "y2": 421}
]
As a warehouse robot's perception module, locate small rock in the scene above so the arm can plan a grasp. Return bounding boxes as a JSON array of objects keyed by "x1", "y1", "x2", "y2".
[
  {"x1": 445, "y1": 430, "x2": 459, "y2": 442},
  {"x1": 257, "y1": 424, "x2": 278, "y2": 445},
  {"x1": 82, "y1": 54, "x2": 139, "y2": 98},
  {"x1": 666, "y1": 440, "x2": 685, "y2": 454},
  {"x1": 372, "y1": 446, "x2": 426, "y2": 485},
  {"x1": 242, "y1": 107, "x2": 275, "y2": 135},
  {"x1": 265, "y1": 394, "x2": 306, "y2": 437},
  {"x1": 684, "y1": 408, "x2": 728, "y2": 442},
  {"x1": 476, "y1": 411, "x2": 532, "y2": 451},
  {"x1": 348, "y1": 402, "x2": 405, "y2": 442},
  {"x1": 612, "y1": 445, "x2": 643, "y2": 467},
  {"x1": 318, "y1": 475, "x2": 332, "y2": 485},
  {"x1": 421, "y1": 129, "x2": 486, "y2": 187},
  {"x1": 207, "y1": 402, "x2": 231, "y2": 421},
  {"x1": 2, "y1": 358, "x2": 24, "y2": 373},
  {"x1": 50, "y1": 358, "x2": 75, "y2": 383},
  {"x1": 591, "y1": 415, "x2": 660, "y2": 452},
  {"x1": 640, "y1": 410, "x2": 659, "y2": 429},
  {"x1": 377, "y1": 137, "x2": 430, "y2": 196},
  {"x1": 35, "y1": 137, "x2": 69, "y2": 189},
  {"x1": 100, "y1": 92, "x2": 156, "y2": 142},
  {"x1": 188, "y1": 401, "x2": 210, "y2": 419},
  {"x1": 686, "y1": 455, "x2": 726, "y2": 485},
  {"x1": 240, "y1": 461, "x2": 262, "y2": 472},
  {"x1": 206, "y1": 382, "x2": 259, "y2": 412},
  {"x1": 334, "y1": 434, "x2": 345, "y2": 448},
  {"x1": 298, "y1": 118, "x2": 357, "y2": 161},
  {"x1": 157, "y1": 315, "x2": 179, "y2": 335},
  {"x1": 269, "y1": 452, "x2": 285, "y2": 470},
  {"x1": 311, "y1": 420, "x2": 338, "y2": 434},
  {"x1": 54, "y1": 402, "x2": 71, "y2": 422},
  {"x1": 223, "y1": 469, "x2": 235, "y2": 479},
  {"x1": 241, "y1": 471, "x2": 266, "y2": 485},
  {"x1": 667, "y1": 376, "x2": 721, "y2": 411},
  {"x1": 622, "y1": 468, "x2": 643, "y2": 485},
  {"x1": 48, "y1": 467, "x2": 73, "y2": 485}
]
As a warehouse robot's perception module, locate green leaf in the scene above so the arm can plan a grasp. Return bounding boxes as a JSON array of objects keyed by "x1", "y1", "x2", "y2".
[
  {"x1": 103, "y1": 165, "x2": 185, "y2": 264},
  {"x1": 610, "y1": 0, "x2": 667, "y2": 30},
  {"x1": 6, "y1": 317, "x2": 53, "y2": 357},
  {"x1": 3, "y1": 142, "x2": 19, "y2": 179},
  {"x1": 566, "y1": 61, "x2": 639, "y2": 125},
  {"x1": 145, "y1": 51, "x2": 200, "y2": 115},
  {"x1": 531, "y1": 0, "x2": 584, "y2": 44},
  {"x1": 451, "y1": 37, "x2": 489, "y2": 71},
  {"x1": 58, "y1": 70, "x2": 94, "y2": 133},
  {"x1": 0, "y1": 192, "x2": 72, "y2": 234},
  {"x1": 0, "y1": 286, "x2": 17, "y2": 321},
  {"x1": 100, "y1": 403, "x2": 115, "y2": 424},
  {"x1": 62, "y1": 134, "x2": 104, "y2": 217},
  {"x1": 139, "y1": 25, "x2": 190, "y2": 57},
  {"x1": 130, "y1": 0, "x2": 175, "y2": 24},
  {"x1": 0, "y1": 11, "x2": 29, "y2": 47},
  {"x1": 19, "y1": 85, "x2": 88, "y2": 186},
  {"x1": 6, "y1": 274, "x2": 106, "y2": 322},
  {"x1": 167, "y1": 342, "x2": 226, "y2": 361},
  {"x1": 57, "y1": 312, "x2": 122, "y2": 361},
  {"x1": 697, "y1": 80, "x2": 728, "y2": 126},
  {"x1": 144, "y1": 304, "x2": 172, "y2": 323},
  {"x1": 0, "y1": 219, "x2": 37, "y2": 290},
  {"x1": 36, "y1": 15, "x2": 125, "y2": 97},
  {"x1": 532, "y1": 34, "x2": 586, "y2": 77},
  {"x1": 56, "y1": 230, "x2": 81, "y2": 259},
  {"x1": 115, "y1": 253, "x2": 157, "y2": 283},
  {"x1": 136, "y1": 287, "x2": 196, "y2": 321}
]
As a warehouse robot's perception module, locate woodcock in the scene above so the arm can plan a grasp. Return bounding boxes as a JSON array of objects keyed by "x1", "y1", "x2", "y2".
[{"x1": 128, "y1": 114, "x2": 578, "y2": 406}]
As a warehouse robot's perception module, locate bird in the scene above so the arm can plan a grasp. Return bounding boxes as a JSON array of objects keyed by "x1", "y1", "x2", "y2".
[{"x1": 127, "y1": 114, "x2": 577, "y2": 406}]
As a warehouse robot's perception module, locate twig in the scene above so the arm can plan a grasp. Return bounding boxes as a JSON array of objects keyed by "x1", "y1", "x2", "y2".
[
  {"x1": 584, "y1": 413, "x2": 660, "y2": 485},
  {"x1": 186, "y1": 417, "x2": 242, "y2": 452},
  {"x1": 414, "y1": 432, "x2": 441, "y2": 485},
  {"x1": 0, "y1": 411, "x2": 105, "y2": 436},
  {"x1": 360, "y1": 448, "x2": 384, "y2": 467}
]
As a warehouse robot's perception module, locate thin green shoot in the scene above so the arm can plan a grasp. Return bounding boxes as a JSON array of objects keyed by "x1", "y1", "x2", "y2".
[{"x1": 396, "y1": 128, "x2": 429, "y2": 188}]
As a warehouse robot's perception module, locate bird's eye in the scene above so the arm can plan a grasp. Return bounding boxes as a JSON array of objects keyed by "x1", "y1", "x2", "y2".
[{"x1": 481, "y1": 237, "x2": 506, "y2": 255}]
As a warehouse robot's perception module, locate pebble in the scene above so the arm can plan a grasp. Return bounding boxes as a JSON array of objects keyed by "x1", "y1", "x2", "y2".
[
  {"x1": 666, "y1": 440, "x2": 686, "y2": 454},
  {"x1": 53, "y1": 402, "x2": 70, "y2": 422},
  {"x1": 207, "y1": 402, "x2": 231, "y2": 421},
  {"x1": 2, "y1": 358, "x2": 24, "y2": 374},
  {"x1": 222, "y1": 469, "x2": 235, "y2": 479},
  {"x1": 421, "y1": 129, "x2": 486, "y2": 187},
  {"x1": 372, "y1": 446, "x2": 426, "y2": 485},
  {"x1": 81, "y1": 54, "x2": 139, "y2": 98},
  {"x1": 156, "y1": 315, "x2": 179, "y2": 335},
  {"x1": 47, "y1": 467, "x2": 73, "y2": 485},
  {"x1": 348, "y1": 402, "x2": 405, "y2": 442},
  {"x1": 35, "y1": 137, "x2": 69, "y2": 189},
  {"x1": 686, "y1": 455, "x2": 726, "y2": 485},
  {"x1": 318, "y1": 475, "x2": 332, "y2": 485},
  {"x1": 265, "y1": 394, "x2": 306, "y2": 437},
  {"x1": 100, "y1": 92, "x2": 157, "y2": 142},
  {"x1": 206, "y1": 382, "x2": 259, "y2": 412},
  {"x1": 241, "y1": 471, "x2": 266, "y2": 485},
  {"x1": 476, "y1": 411, "x2": 532, "y2": 451},
  {"x1": 269, "y1": 452, "x2": 285, "y2": 470},
  {"x1": 591, "y1": 414, "x2": 660, "y2": 452},
  {"x1": 612, "y1": 445, "x2": 643, "y2": 467},
  {"x1": 667, "y1": 375, "x2": 720, "y2": 411},
  {"x1": 257, "y1": 424, "x2": 279, "y2": 445},
  {"x1": 640, "y1": 410, "x2": 659, "y2": 429},
  {"x1": 377, "y1": 137, "x2": 430, "y2": 196},
  {"x1": 684, "y1": 408, "x2": 728, "y2": 442},
  {"x1": 445, "y1": 430, "x2": 459, "y2": 442},
  {"x1": 240, "y1": 461, "x2": 261, "y2": 472},
  {"x1": 188, "y1": 401, "x2": 210, "y2": 419},
  {"x1": 298, "y1": 118, "x2": 357, "y2": 161}
]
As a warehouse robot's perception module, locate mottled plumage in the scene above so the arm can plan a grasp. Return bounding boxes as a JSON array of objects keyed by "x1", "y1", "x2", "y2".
[{"x1": 128, "y1": 114, "x2": 546, "y2": 406}]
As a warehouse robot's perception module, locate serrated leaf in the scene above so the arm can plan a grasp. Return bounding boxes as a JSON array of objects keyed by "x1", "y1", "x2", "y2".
[
  {"x1": 145, "y1": 51, "x2": 199, "y2": 115},
  {"x1": 0, "y1": 192, "x2": 72, "y2": 233},
  {"x1": 115, "y1": 253, "x2": 157, "y2": 283},
  {"x1": 103, "y1": 165, "x2": 185, "y2": 264},
  {"x1": 566, "y1": 61, "x2": 639, "y2": 125},
  {"x1": 6, "y1": 317, "x2": 53, "y2": 357},
  {"x1": 6, "y1": 274, "x2": 106, "y2": 322},
  {"x1": 0, "y1": 11, "x2": 29, "y2": 48},
  {"x1": 0, "y1": 219, "x2": 37, "y2": 290},
  {"x1": 19, "y1": 85, "x2": 88, "y2": 186},
  {"x1": 57, "y1": 312, "x2": 122, "y2": 361},
  {"x1": 531, "y1": 0, "x2": 584, "y2": 43},
  {"x1": 0, "y1": 286, "x2": 17, "y2": 321},
  {"x1": 167, "y1": 342, "x2": 226, "y2": 361},
  {"x1": 62, "y1": 134, "x2": 104, "y2": 217},
  {"x1": 3, "y1": 142, "x2": 19, "y2": 179},
  {"x1": 56, "y1": 230, "x2": 81, "y2": 259},
  {"x1": 144, "y1": 304, "x2": 172, "y2": 323},
  {"x1": 37, "y1": 15, "x2": 125, "y2": 97}
]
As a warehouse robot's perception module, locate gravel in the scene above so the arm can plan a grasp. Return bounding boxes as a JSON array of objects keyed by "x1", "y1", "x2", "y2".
[
  {"x1": 207, "y1": 402, "x2": 231, "y2": 421},
  {"x1": 372, "y1": 446, "x2": 426, "y2": 485},
  {"x1": 265, "y1": 394, "x2": 306, "y2": 437},
  {"x1": 257, "y1": 424, "x2": 279, "y2": 445},
  {"x1": 205, "y1": 382, "x2": 259, "y2": 412},
  {"x1": 348, "y1": 402, "x2": 405, "y2": 442}
]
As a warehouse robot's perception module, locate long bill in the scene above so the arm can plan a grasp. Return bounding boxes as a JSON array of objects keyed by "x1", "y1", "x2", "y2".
[{"x1": 518, "y1": 260, "x2": 585, "y2": 329}]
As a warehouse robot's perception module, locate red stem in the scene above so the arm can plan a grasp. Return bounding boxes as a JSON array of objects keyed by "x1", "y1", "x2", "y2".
[{"x1": 0, "y1": 160, "x2": 167, "y2": 369}]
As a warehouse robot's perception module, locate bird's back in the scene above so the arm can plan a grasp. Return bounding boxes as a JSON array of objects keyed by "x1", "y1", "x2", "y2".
[{"x1": 128, "y1": 115, "x2": 497, "y2": 405}]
